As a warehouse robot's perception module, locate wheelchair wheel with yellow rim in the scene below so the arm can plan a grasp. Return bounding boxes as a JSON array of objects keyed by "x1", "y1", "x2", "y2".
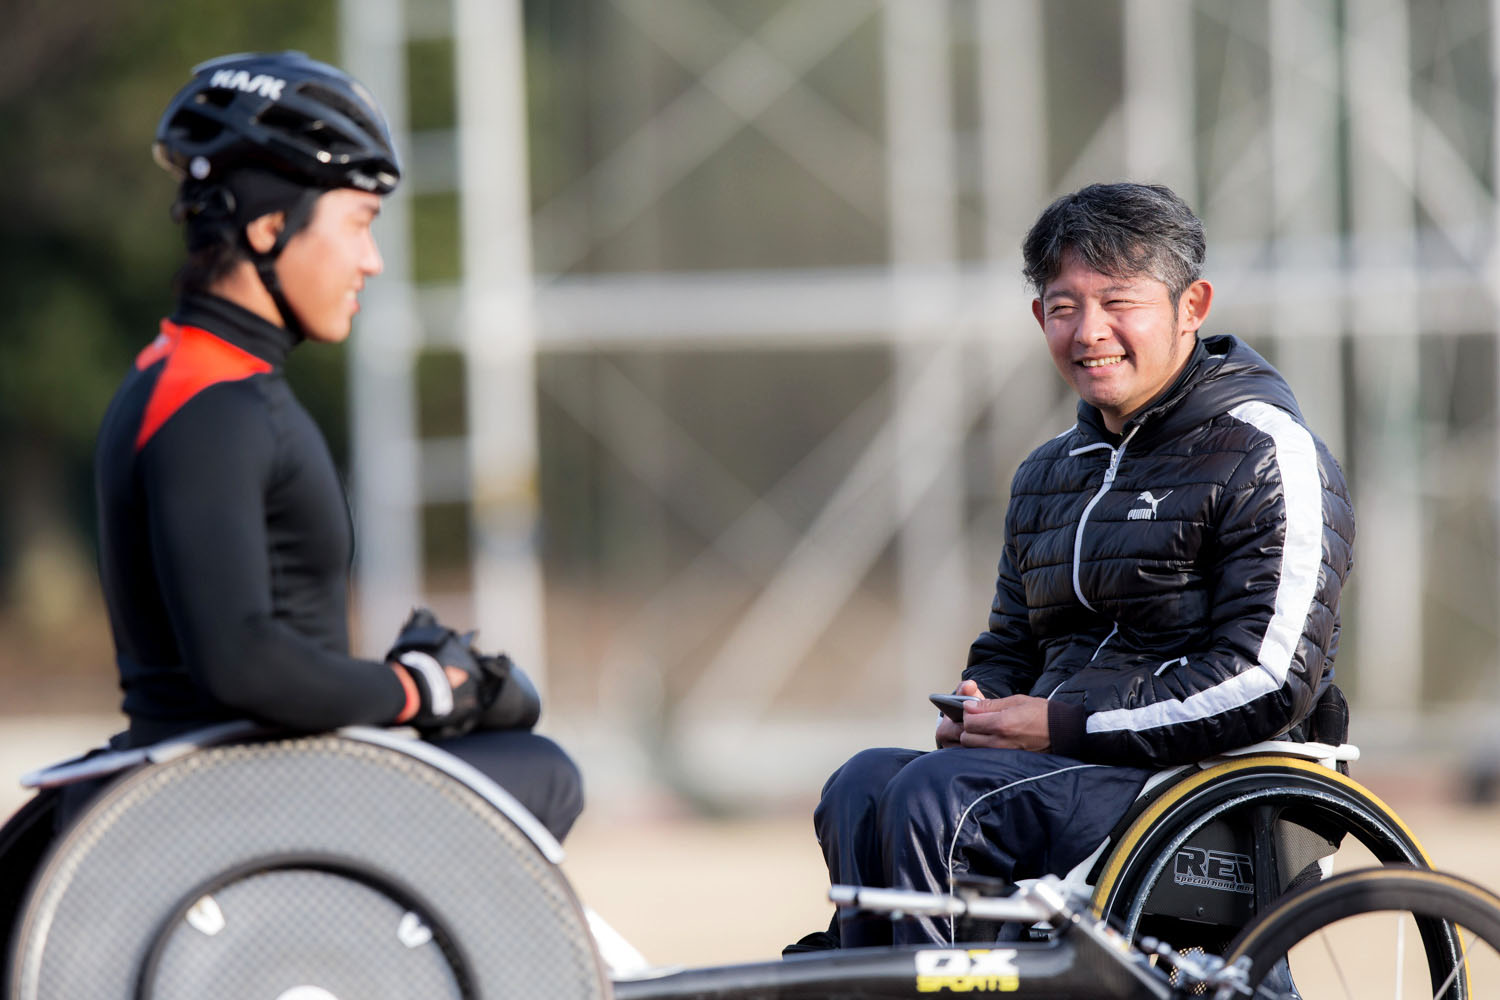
[
  {"x1": 1088, "y1": 755, "x2": 1442, "y2": 967},
  {"x1": 1212, "y1": 866, "x2": 1500, "y2": 1000}
]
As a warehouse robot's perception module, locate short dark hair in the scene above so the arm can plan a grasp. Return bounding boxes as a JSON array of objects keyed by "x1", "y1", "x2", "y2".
[
  {"x1": 173, "y1": 220, "x2": 246, "y2": 297},
  {"x1": 169, "y1": 168, "x2": 322, "y2": 296},
  {"x1": 171, "y1": 187, "x2": 244, "y2": 296},
  {"x1": 1021, "y1": 182, "x2": 1206, "y2": 303}
]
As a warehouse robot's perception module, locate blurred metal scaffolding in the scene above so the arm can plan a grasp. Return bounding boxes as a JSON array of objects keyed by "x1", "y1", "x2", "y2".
[
  {"x1": 340, "y1": 0, "x2": 548, "y2": 686},
  {"x1": 339, "y1": 0, "x2": 425, "y2": 658},
  {"x1": 341, "y1": 0, "x2": 1500, "y2": 801}
]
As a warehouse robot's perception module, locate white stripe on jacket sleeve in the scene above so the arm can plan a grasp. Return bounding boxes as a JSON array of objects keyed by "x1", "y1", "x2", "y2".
[{"x1": 1084, "y1": 401, "x2": 1322, "y2": 736}]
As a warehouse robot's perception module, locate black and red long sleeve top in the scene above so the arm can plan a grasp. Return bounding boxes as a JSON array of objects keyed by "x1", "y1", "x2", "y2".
[{"x1": 94, "y1": 292, "x2": 405, "y2": 744}]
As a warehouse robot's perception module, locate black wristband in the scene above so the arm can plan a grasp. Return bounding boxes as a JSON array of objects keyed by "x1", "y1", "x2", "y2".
[{"x1": 1048, "y1": 699, "x2": 1090, "y2": 760}]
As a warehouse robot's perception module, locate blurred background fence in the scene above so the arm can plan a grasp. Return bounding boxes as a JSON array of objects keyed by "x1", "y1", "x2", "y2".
[{"x1": 4, "y1": 0, "x2": 1500, "y2": 813}]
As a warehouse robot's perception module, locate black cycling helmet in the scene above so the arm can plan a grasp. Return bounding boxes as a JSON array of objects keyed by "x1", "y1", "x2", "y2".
[
  {"x1": 156, "y1": 52, "x2": 399, "y2": 337},
  {"x1": 154, "y1": 50, "x2": 401, "y2": 194}
]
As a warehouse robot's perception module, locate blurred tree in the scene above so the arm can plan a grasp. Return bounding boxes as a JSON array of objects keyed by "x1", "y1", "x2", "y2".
[{"x1": 0, "y1": 0, "x2": 334, "y2": 686}]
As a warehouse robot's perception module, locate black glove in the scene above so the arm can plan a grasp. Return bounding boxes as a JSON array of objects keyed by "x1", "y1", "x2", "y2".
[
  {"x1": 473, "y1": 651, "x2": 542, "y2": 731},
  {"x1": 387, "y1": 608, "x2": 484, "y2": 741}
]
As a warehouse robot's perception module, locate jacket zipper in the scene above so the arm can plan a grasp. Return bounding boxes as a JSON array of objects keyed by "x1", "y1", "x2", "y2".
[
  {"x1": 1070, "y1": 426, "x2": 1139, "y2": 612},
  {"x1": 1048, "y1": 620, "x2": 1121, "y2": 701},
  {"x1": 1090, "y1": 622, "x2": 1119, "y2": 662}
]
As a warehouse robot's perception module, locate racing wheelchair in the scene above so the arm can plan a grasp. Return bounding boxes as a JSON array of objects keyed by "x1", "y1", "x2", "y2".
[{"x1": 3, "y1": 724, "x2": 1498, "y2": 999}]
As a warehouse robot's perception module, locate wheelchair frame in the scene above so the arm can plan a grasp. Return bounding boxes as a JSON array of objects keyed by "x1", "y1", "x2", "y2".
[
  {"x1": 2, "y1": 728, "x2": 1493, "y2": 1000},
  {"x1": 615, "y1": 876, "x2": 1180, "y2": 999},
  {"x1": 616, "y1": 867, "x2": 1500, "y2": 999}
]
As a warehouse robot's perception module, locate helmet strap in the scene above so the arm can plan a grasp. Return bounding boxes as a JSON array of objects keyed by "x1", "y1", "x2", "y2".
[{"x1": 245, "y1": 187, "x2": 321, "y2": 339}]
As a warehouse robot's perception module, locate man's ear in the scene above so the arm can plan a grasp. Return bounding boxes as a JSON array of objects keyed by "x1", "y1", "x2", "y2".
[
  {"x1": 1031, "y1": 296, "x2": 1046, "y2": 330},
  {"x1": 243, "y1": 212, "x2": 286, "y2": 255},
  {"x1": 1178, "y1": 279, "x2": 1213, "y2": 334}
]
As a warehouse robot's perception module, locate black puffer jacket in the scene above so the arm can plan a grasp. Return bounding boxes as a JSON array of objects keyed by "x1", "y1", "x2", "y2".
[{"x1": 964, "y1": 335, "x2": 1354, "y2": 767}]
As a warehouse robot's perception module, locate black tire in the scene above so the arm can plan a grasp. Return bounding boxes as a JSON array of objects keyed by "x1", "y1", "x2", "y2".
[
  {"x1": 8, "y1": 732, "x2": 611, "y2": 1000},
  {"x1": 1213, "y1": 867, "x2": 1500, "y2": 1000},
  {"x1": 1091, "y1": 756, "x2": 1431, "y2": 949}
]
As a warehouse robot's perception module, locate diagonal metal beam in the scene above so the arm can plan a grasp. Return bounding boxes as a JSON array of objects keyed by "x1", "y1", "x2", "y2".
[
  {"x1": 1201, "y1": 111, "x2": 1271, "y2": 215},
  {"x1": 541, "y1": 358, "x2": 801, "y2": 575},
  {"x1": 1052, "y1": 105, "x2": 1126, "y2": 197},
  {"x1": 1410, "y1": 109, "x2": 1494, "y2": 257},
  {"x1": 1261, "y1": 9, "x2": 1492, "y2": 260},
  {"x1": 592, "y1": 378, "x2": 897, "y2": 714},
  {"x1": 614, "y1": 0, "x2": 884, "y2": 221},
  {"x1": 532, "y1": 0, "x2": 877, "y2": 274},
  {"x1": 674, "y1": 298, "x2": 1060, "y2": 724}
]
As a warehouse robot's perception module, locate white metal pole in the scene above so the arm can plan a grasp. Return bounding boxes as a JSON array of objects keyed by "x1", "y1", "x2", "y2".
[
  {"x1": 453, "y1": 0, "x2": 548, "y2": 687},
  {"x1": 975, "y1": 0, "x2": 1053, "y2": 588},
  {"x1": 1345, "y1": 0, "x2": 1423, "y2": 727},
  {"x1": 885, "y1": 0, "x2": 967, "y2": 701},
  {"x1": 1491, "y1": 0, "x2": 1500, "y2": 721},
  {"x1": 978, "y1": 0, "x2": 1046, "y2": 262},
  {"x1": 1122, "y1": 0, "x2": 1195, "y2": 198},
  {"x1": 1268, "y1": 0, "x2": 1345, "y2": 456},
  {"x1": 341, "y1": 0, "x2": 425, "y2": 654}
]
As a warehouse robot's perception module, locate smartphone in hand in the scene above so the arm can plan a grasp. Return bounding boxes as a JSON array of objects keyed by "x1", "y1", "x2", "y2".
[{"x1": 930, "y1": 693, "x2": 980, "y2": 723}]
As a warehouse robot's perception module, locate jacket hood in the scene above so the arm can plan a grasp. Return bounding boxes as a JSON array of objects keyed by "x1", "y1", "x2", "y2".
[{"x1": 1075, "y1": 335, "x2": 1303, "y2": 446}]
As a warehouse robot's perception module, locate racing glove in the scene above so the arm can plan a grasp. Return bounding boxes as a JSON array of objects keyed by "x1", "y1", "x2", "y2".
[
  {"x1": 473, "y1": 650, "x2": 542, "y2": 731},
  {"x1": 387, "y1": 607, "x2": 485, "y2": 741}
]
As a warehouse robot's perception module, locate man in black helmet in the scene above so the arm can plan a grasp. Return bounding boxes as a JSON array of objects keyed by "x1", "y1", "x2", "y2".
[{"x1": 87, "y1": 52, "x2": 582, "y2": 840}]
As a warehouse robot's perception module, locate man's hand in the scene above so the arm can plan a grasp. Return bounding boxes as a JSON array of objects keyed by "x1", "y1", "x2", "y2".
[
  {"x1": 959, "y1": 693, "x2": 1051, "y2": 752},
  {"x1": 936, "y1": 679, "x2": 982, "y2": 748}
]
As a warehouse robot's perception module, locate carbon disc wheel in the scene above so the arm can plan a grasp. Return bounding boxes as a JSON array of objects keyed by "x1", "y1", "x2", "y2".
[
  {"x1": 9, "y1": 732, "x2": 610, "y2": 1000},
  {"x1": 139, "y1": 863, "x2": 467, "y2": 999}
]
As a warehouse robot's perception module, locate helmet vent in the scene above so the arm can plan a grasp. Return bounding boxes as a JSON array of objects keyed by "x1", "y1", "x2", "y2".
[
  {"x1": 173, "y1": 107, "x2": 227, "y2": 144},
  {"x1": 260, "y1": 105, "x2": 359, "y2": 158},
  {"x1": 297, "y1": 82, "x2": 383, "y2": 146},
  {"x1": 198, "y1": 87, "x2": 238, "y2": 109}
]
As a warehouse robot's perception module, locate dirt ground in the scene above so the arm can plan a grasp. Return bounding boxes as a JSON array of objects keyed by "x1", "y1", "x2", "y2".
[{"x1": 6, "y1": 714, "x2": 1500, "y2": 986}]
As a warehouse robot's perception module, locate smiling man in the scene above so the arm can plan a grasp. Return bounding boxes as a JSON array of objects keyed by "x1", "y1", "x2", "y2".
[
  {"x1": 1036, "y1": 247, "x2": 1212, "y2": 434},
  {"x1": 803, "y1": 183, "x2": 1355, "y2": 949},
  {"x1": 86, "y1": 53, "x2": 582, "y2": 842}
]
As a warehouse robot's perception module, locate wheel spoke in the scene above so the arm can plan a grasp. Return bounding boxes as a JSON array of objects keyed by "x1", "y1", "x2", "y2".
[
  {"x1": 1431, "y1": 961, "x2": 1461, "y2": 1000},
  {"x1": 1395, "y1": 913, "x2": 1403, "y2": 999},
  {"x1": 1229, "y1": 870, "x2": 1500, "y2": 1000},
  {"x1": 1319, "y1": 927, "x2": 1356, "y2": 1000},
  {"x1": 1429, "y1": 925, "x2": 1463, "y2": 1000}
]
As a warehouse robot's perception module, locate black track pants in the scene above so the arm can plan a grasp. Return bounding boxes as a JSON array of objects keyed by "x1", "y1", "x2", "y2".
[
  {"x1": 814, "y1": 746, "x2": 1150, "y2": 946},
  {"x1": 435, "y1": 729, "x2": 585, "y2": 842}
]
